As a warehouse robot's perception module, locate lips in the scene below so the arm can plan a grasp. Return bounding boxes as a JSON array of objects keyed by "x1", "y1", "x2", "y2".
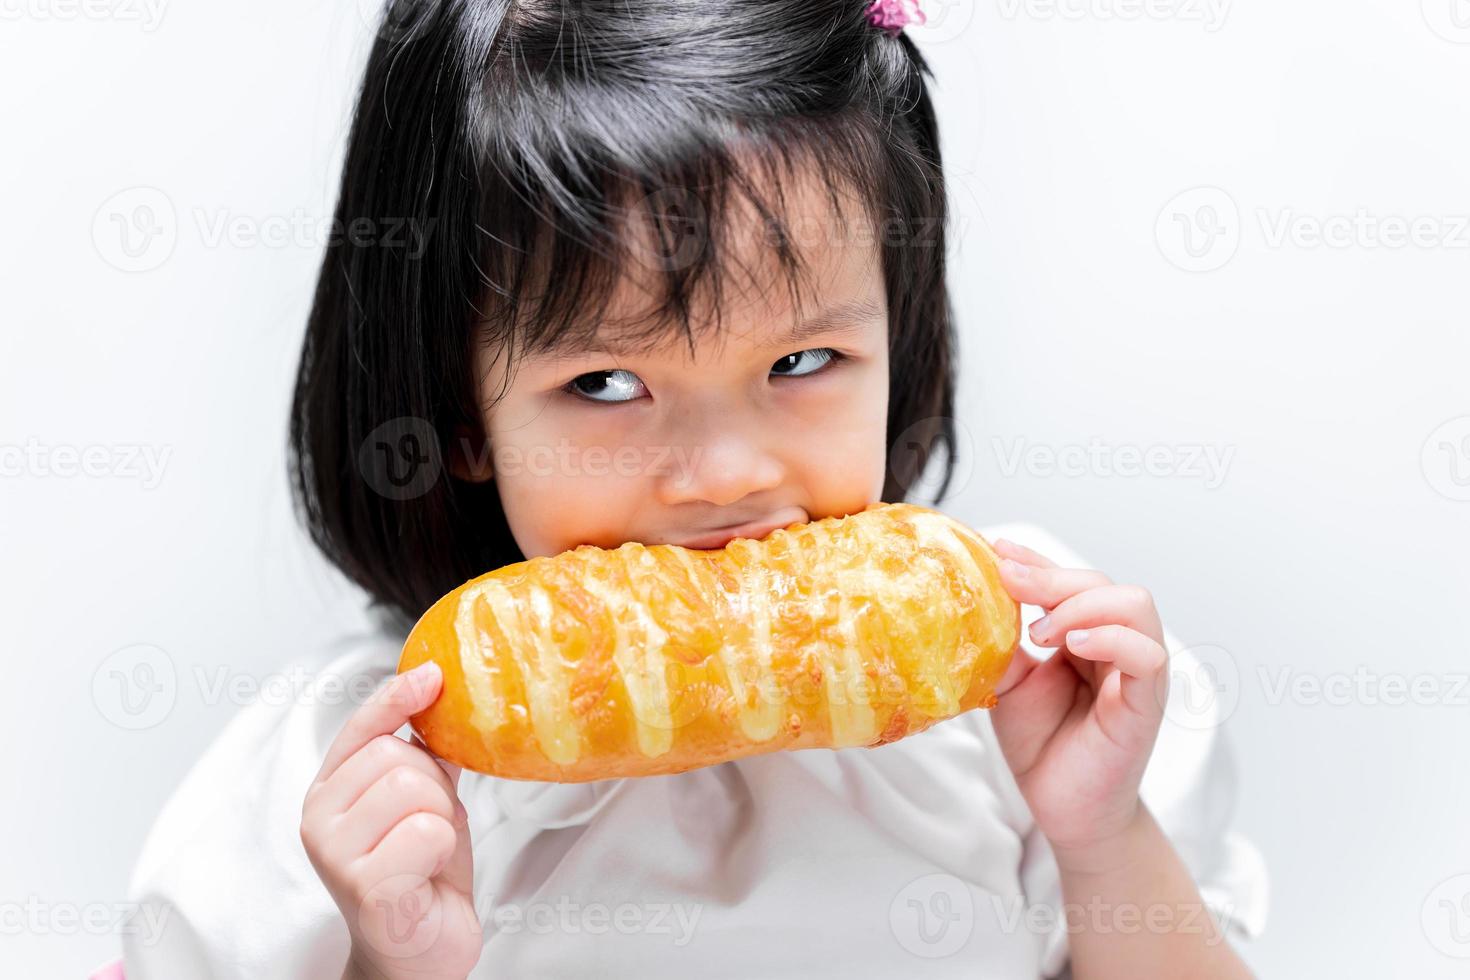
[{"x1": 670, "y1": 507, "x2": 809, "y2": 550}]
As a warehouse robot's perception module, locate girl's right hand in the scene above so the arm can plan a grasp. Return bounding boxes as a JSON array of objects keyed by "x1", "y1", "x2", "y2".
[{"x1": 300, "y1": 660, "x2": 483, "y2": 980}]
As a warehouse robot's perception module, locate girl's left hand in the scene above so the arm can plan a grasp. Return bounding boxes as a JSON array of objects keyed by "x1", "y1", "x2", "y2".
[{"x1": 988, "y1": 538, "x2": 1171, "y2": 865}]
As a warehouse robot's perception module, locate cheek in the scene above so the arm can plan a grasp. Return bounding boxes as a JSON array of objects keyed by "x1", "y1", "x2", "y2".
[
  {"x1": 784, "y1": 360, "x2": 891, "y2": 508},
  {"x1": 487, "y1": 419, "x2": 646, "y2": 558}
]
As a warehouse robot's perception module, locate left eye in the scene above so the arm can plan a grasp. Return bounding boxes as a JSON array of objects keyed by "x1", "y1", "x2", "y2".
[{"x1": 771, "y1": 348, "x2": 842, "y2": 379}]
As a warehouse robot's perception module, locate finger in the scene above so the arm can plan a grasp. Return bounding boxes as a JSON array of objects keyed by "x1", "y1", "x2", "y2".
[
  {"x1": 1063, "y1": 624, "x2": 1168, "y2": 717},
  {"x1": 312, "y1": 733, "x2": 460, "y2": 817},
  {"x1": 331, "y1": 765, "x2": 460, "y2": 861},
  {"x1": 1026, "y1": 584, "x2": 1164, "y2": 648},
  {"x1": 993, "y1": 643, "x2": 1041, "y2": 698},
  {"x1": 990, "y1": 538, "x2": 1060, "y2": 570},
  {"x1": 998, "y1": 560, "x2": 1113, "y2": 612},
  {"x1": 990, "y1": 646, "x2": 1077, "y2": 775},
  {"x1": 412, "y1": 733, "x2": 464, "y2": 789},
  {"x1": 351, "y1": 814, "x2": 459, "y2": 957},
  {"x1": 358, "y1": 811, "x2": 460, "y2": 888},
  {"x1": 317, "y1": 661, "x2": 442, "y2": 783}
]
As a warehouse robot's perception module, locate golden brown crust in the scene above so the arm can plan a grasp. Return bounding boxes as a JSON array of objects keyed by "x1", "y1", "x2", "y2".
[{"x1": 398, "y1": 502, "x2": 1020, "y2": 782}]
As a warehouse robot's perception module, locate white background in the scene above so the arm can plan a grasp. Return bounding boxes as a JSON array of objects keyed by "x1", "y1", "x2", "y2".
[{"x1": 3, "y1": 1, "x2": 1467, "y2": 976}]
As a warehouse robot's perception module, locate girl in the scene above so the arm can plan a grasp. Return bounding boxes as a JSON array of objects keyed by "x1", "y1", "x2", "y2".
[{"x1": 121, "y1": 1, "x2": 1267, "y2": 977}]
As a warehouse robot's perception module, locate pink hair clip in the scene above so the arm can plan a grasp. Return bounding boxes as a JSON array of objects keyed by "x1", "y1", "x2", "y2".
[{"x1": 866, "y1": 0, "x2": 927, "y2": 36}]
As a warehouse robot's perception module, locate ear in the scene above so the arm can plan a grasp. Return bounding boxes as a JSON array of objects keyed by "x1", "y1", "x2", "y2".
[{"x1": 445, "y1": 424, "x2": 494, "y2": 484}]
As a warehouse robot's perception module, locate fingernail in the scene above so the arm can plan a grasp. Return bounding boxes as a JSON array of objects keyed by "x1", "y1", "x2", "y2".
[
  {"x1": 1003, "y1": 559, "x2": 1030, "y2": 579},
  {"x1": 1067, "y1": 629, "x2": 1090, "y2": 647},
  {"x1": 398, "y1": 661, "x2": 441, "y2": 694},
  {"x1": 993, "y1": 538, "x2": 1014, "y2": 551},
  {"x1": 1030, "y1": 615, "x2": 1051, "y2": 639},
  {"x1": 404, "y1": 660, "x2": 440, "y2": 680}
]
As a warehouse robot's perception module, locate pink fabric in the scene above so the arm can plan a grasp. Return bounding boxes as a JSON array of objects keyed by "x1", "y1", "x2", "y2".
[
  {"x1": 88, "y1": 959, "x2": 125, "y2": 980},
  {"x1": 865, "y1": 0, "x2": 926, "y2": 35}
]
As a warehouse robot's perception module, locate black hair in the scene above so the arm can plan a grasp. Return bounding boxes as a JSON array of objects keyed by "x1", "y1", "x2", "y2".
[{"x1": 289, "y1": 0, "x2": 960, "y2": 632}]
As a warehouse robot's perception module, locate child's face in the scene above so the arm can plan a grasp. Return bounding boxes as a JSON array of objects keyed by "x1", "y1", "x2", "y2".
[{"x1": 464, "y1": 178, "x2": 890, "y2": 560}]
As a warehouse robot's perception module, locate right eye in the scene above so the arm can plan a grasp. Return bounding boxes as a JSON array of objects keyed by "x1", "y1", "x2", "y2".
[{"x1": 563, "y1": 369, "x2": 648, "y2": 403}]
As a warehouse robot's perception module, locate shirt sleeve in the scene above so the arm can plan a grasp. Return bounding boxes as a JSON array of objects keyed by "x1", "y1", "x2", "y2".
[
  {"x1": 121, "y1": 630, "x2": 402, "y2": 980},
  {"x1": 982, "y1": 523, "x2": 1270, "y2": 979}
]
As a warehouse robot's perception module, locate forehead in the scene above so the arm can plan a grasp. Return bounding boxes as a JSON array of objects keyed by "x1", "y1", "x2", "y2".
[{"x1": 522, "y1": 164, "x2": 883, "y2": 362}]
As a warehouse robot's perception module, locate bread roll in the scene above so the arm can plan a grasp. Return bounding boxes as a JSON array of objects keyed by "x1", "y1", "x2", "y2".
[{"x1": 397, "y1": 502, "x2": 1019, "y2": 782}]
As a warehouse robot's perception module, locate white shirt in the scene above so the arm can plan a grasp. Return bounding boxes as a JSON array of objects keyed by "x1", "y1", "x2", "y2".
[{"x1": 122, "y1": 522, "x2": 1268, "y2": 979}]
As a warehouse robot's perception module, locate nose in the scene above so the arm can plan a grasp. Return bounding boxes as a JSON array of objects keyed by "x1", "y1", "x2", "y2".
[{"x1": 654, "y1": 418, "x2": 787, "y2": 508}]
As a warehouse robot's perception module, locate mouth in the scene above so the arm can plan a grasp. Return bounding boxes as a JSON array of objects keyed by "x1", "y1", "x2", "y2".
[{"x1": 668, "y1": 506, "x2": 809, "y2": 550}]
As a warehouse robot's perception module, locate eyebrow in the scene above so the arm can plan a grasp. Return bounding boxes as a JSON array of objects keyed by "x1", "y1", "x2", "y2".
[{"x1": 536, "y1": 297, "x2": 886, "y2": 360}]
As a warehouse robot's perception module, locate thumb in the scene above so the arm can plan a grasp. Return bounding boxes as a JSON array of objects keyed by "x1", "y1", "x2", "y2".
[{"x1": 993, "y1": 642, "x2": 1040, "y2": 698}]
